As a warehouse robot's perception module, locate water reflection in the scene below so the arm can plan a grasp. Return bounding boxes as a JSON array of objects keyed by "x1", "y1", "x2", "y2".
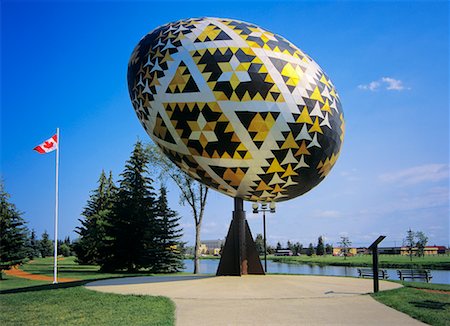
[{"x1": 182, "y1": 259, "x2": 450, "y2": 284}]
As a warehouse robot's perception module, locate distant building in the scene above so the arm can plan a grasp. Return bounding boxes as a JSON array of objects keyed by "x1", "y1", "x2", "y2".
[
  {"x1": 378, "y1": 247, "x2": 401, "y2": 255},
  {"x1": 356, "y1": 247, "x2": 369, "y2": 255},
  {"x1": 332, "y1": 247, "x2": 357, "y2": 256},
  {"x1": 200, "y1": 239, "x2": 224, "y2": 255},
  {"x1": 401, "y1": 246, "x2": 439, "y2": 256},
  {"x1": 274, "y1": 249, "x2": 293, "y2": 256}
]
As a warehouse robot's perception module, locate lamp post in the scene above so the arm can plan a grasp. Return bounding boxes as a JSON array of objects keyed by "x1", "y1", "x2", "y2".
[{"x1": 252, "y1": 202, "x2": 276, "y2": 272}]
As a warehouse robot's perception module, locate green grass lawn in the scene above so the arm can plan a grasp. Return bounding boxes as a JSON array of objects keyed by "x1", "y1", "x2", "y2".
[
  {"x1": 270, "y1": 254, "x2": 450, "y2": 269},
  {"x1": 372, "y1": 282, "x2": 450, "y2": 326},
  {"x1": 0, "y1": 257, "x2": 175, "y2": 325}
]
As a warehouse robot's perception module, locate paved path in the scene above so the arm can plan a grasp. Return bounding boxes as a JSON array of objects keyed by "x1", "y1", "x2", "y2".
[{"x1": 86, "y1": 275, "x2": 425, "y2": 325}]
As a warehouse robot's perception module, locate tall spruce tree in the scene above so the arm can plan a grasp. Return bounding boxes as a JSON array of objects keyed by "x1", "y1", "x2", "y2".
[
  {"x1": 39, "y1": 231, "x2": 53, "y2": 257},
  {"x1": 316, "y1": 236, "x2": 325, "y2": 256},
  {"x1": 0, "y1": 182, "x2": 29, "y2": 277},
  {"x1": 74, "y1": 170, "x2": 116, "y2": 264},
  {"x1": 101, "y1": 141, "x2": 157, "y2": 272},
  {"x1": 154, "y1": 185, "x2": 184, "y2": 273},
  {"x1": 25, "y1": 229, "x2": 41, "y2": 259}
]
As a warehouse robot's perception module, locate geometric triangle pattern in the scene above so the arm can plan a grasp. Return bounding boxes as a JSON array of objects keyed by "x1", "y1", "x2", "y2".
[{"x1": 127, "y1": 17, "x2": 345, "y2": 202}]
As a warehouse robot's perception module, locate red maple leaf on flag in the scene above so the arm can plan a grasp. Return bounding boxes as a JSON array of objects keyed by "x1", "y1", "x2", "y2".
[{"x1": 44, "y1": 141, "x2": 54, "y2": 149}]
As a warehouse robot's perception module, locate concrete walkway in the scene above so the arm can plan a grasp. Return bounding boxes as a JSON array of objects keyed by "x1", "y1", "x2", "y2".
[{"x1": 86, "y1": 275, "x2": 425, "y2": 325}]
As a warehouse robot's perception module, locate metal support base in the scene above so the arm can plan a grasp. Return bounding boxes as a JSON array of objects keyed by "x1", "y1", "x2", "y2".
[{"x1": 216, "y1": 198, "x2": 265, "y2": 276}]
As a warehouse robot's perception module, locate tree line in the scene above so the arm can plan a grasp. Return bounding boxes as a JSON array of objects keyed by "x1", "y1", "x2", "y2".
[
  {"x1": 0, "y1": 181, "x2": 75, "y2": 278},
  {"x1": 254, "y1": 235, "x2": 334, "y2": 256},
  {"x1": 73, "y1": 141, "x2": 184, "y2": 273}
]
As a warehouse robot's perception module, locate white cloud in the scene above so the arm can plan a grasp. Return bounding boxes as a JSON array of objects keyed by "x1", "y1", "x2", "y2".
[
  {"x1": 358, "y1": 81, "x2": 380, "y2": 91},
  {"x1": 379, "y1": 163, "x2": 449, "y2": 186},
  {"x1": 381, "y1": 77, "x2": 407, "y2": 90},
  {"x1": 358, "y1": 77, "x2": 409, "y2": 91}
]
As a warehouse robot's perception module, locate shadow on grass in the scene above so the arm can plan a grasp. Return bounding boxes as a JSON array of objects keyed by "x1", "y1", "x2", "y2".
[
  {"x1": 86, "y1": 275, "x2": 213, "y2": 287},
  {"x1": 409, "y1": 300, "x2": 450, "y2": 310},
  {"x1": 0, "y1": 279, "x2": 91, "y2": 295},
  {"x1": 0, "y1": 274, "x2": 212, "y2": 295}
]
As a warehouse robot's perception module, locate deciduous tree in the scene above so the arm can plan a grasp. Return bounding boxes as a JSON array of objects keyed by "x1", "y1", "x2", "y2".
[
  {"x1": 147, "y1": 143, "x2": 208, "y2": 274},
  {"x1": 338, "y1": 236, "x2": 351, "y2": 260},
  {"x1": 415, "y1": 231, "x2": 428, "y2": 258}
]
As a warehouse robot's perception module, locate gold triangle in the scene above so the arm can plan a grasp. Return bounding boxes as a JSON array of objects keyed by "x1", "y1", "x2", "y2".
[
  {"x1": 309, "y1": 117, "x2": 323, "y2": 134},
  {"x1": 296, "y1": 106, "x2": 313, "y2": 125},
  {"x1": 310, "y1": 86, "x2": 325, "y2": 104},
  {"x1": 281, "y1": 132, "x2": 299, "y2": 149},
  {"x1": 281, "y1": 164, "x2": 298, "y2": 178},
  {"x1": 267, "y1": 158, "x2": 285, "y2": 174}
]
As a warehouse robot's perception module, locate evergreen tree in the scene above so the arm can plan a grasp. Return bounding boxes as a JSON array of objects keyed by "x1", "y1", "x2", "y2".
[
  {"x1": 74, "y1": 170, "x2": 116, "y2": 264},
  {"x1": 39, "y1": 231, "x2": 53, "y2": 257},
  {"x1": 325, "y1": 243, "x2": 333, "y2": 255},
  {"x1": 316, "y1": 236, "x2": 325, "y2": 256},
  {"x1": 276, "y1": 242, "x2": 282, "y2": 250},
  {"x1": 307, "y1": 243, "x2": 315, "y2": 256},
  {"x1": 26, "y1": 229, "x2": 41, "y2": 259},
  {"x1": 254, "y1": 234, "x2": 265, "y2": 255},
  {"x1": 154, "y1": 185, "x2": 184, "y2": 273},
  {"x1": 101, "y1": 141, "x2": 157, "y2": 272},
  {"x1": 0, "y1": 182, "x2": 29, "y2": 277},
  {"x1": 287, "y1": 240, "x2": 294, "y2": 253},
  {"x1": 292, "y1": 242, "x2": 303, "y2": 256}
]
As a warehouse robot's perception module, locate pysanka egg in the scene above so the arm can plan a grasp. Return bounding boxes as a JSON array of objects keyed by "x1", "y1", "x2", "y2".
[{"x1": 127, "y1": 17, "x2": 344, "y2": 202}]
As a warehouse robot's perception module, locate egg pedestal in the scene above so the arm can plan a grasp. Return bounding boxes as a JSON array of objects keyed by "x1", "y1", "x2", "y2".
[{"x1": 216, "y1": 197, "x2": 264, "y2": 275}]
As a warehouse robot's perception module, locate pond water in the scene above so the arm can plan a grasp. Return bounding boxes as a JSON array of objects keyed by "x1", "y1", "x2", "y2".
[{"x1": 182, "y1": 259, "x2": 450, "y2": 284}]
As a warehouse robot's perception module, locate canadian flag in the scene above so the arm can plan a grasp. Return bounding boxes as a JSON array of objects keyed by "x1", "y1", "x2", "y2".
[{"x1": 34, "y1": 134, "x2": 58, "y2": 154}]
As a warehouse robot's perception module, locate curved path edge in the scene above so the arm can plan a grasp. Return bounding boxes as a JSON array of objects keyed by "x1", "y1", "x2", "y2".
[{"x1": 86, "y1": 274, "x2": 425, "y2": 325}]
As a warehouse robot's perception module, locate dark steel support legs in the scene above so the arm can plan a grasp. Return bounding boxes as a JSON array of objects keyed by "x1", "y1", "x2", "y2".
[{"x1": 216, "y1": 198, "x2": 265, "y2": 276}]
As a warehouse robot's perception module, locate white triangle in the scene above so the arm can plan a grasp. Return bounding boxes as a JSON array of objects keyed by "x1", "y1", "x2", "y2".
[
  {"x1": 152, "y1": 38, "x2": 164, "y2": 49},
  {"x1": 296, "y1": 124, "x2": 312, "y2": 141},
  {"x1": 261, "y1": 190, "x2": 274, "y2": 199},
  {"x1": 282, "y1": 176, "x2": 298, "y2": 188},
  {"x1": 275, "y1": 192, "x2": 288, "y2": 199},
  {"x1": 281, "y1": 150, "x2": 297, "y2": 165},
  {"x1": 307, "y1": 133, "x2": 321, "y2": 148},
  {"x1": 143, "y1": 79, "x2": 151, "y2": 94},
  {"x1": 294, "y1": 155, "x2": 309, "y2": 169},
  {"x1": 144, "y1": 55, "x2": 154, "y2": 68},
  {"x1": 331, "y1": 97, "x2": 340, "y2": 113},
  {"x1": 320, "y1": 113, "x2": 331, "y2": 129},
  {"x1": 137, "y1": 74, "x2": 145, "y2": 87},
  {"x1": 321, "y1": 86, "x2": 331, "y2": 99},
  {"x1": 162, "y1": 39, "x2": 175, "y2": 51},
  {"x1": 150, "y1": 58, "x2": 163, "y2": 73},
  {"x1": 310, "y1": 102, "x2": 324, "y2": 119},
  {"x1": 268, "y1": 173, "x2": 284, "y2": 185}
]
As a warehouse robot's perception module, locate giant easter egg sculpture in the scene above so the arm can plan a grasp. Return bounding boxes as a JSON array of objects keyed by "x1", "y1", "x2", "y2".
[{"x1": 128, "y1": 17, "x2": 344, "y2": 202}]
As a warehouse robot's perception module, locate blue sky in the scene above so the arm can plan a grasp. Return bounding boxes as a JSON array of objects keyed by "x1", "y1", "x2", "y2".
[{"x1": 1, "y1": 0, "x2": 449, "y2": 248}]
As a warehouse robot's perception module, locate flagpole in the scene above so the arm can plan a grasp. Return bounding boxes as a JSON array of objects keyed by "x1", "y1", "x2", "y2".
[{"x1": 53, "y1": 127, "x2": 59, "y2": 284}]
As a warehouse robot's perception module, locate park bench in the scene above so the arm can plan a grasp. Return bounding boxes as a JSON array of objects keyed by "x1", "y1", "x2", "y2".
[
  {"x1": 397, "y1": 269, "x2": 432, "y2": 282},
  {"x1": 357, "y1": 268, "x2": 389, "y2": 279}
]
